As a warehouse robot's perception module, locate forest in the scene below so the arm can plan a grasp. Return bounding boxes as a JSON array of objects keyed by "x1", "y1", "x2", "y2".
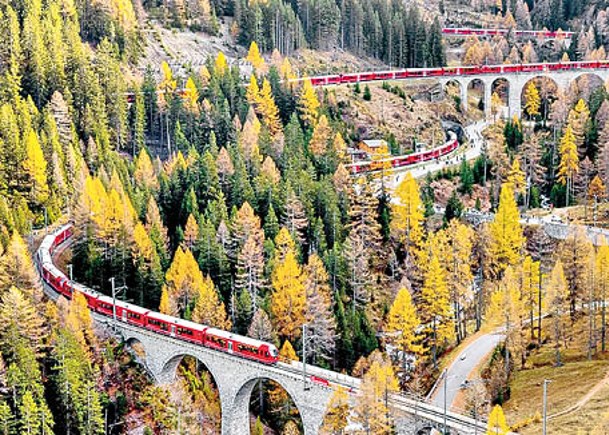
[{"x1": 2, "y1": 0, "x2": 609, "y2": 428}]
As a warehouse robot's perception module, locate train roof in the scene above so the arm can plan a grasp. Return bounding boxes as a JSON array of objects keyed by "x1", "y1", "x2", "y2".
[
  {"x1": 205, "y1": 327, "x2": 275, "y2": 349},
  {"x1": 97, "y1": 294, "x2": 150, "y2": 315},
  {"x1": 146, "y1": 311, "x2": 208, "y2": 331}
]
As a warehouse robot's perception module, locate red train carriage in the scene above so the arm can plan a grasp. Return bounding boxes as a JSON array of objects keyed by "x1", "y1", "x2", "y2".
[
  {"x1": 145, "y1": 312, "x2": 207, "y2": 344},
  {"x1": 94, "y1": 296, "x2": 149, "y2": 328},
  {"x1": 204, "y1": 328, "x2": 279, "y2": 364}
]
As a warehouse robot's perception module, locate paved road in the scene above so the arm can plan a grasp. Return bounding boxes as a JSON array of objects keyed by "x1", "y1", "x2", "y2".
[{"x1": 431, "y1": 333, "x2": 505, "y2": 410}]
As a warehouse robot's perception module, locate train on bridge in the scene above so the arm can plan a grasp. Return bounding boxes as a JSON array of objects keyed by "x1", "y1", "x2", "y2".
[
  {"x1": 442, "y1": 27, "x2": 574, "y2": 39},
  {"x1": 307, "y1": 60, "x2": 609, "y2": 86},
  {"x1": 36, "y1": 225, "x2": 280, "y2": 365}
]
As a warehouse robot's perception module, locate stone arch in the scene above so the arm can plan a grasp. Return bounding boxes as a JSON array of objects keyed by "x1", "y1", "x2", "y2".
[
  {"x1": 490, "y1": 77, "x2": 510, "y2": 120},
  {"x1": 161, "y1": 352, "x2": 222, "y2": 387},
  {"x1": 124, "y1": 336, "x2": 147, "y2": 360},
  {"x1": 569, "y1": 72, "x2": 605, "y2": 103},
  {"x1": 443, "y1": 79, "x2": 465, "y2": 112},
  {"x1": 466, "y1": 78, "x2": 486, "y2": 116},
  {"x1": 228, "y1": 374, "x2": 306, "y2": 435},
  {"x1": 520, "y1": 75, "x2": 559, "y2": 121}
]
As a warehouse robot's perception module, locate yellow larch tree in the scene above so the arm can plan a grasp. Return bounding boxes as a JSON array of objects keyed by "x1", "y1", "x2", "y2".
[
  {"x1": 567, "y1": 98, "x2": 590, "y2": 154},
  {"x1": 385, "y1": 288, "x2": 422, "y2": 366},
  {"x1": 491, "y1": 91, "x2": 503, "y2": 121},
  {"x1": 159, "y1": 61, "x2": 177, "y2": 97},
  {"x1": 588, "y1": 175, "x2": 606, "y2": 204},
  {"x1": 321, "y1": 387, "x2": 350, "y2": 434},
  {"x1": 23, "y1": 129, "x2": 49, "y2": 207},
  {"x1": 161, "y1": 247, "x2": 205, "y2": 315},
  {"x1": 182, "y1": 213, "x2": 199, "y2": 250},
  {"x1": 66, "y1": 292, "x2": 95, "y2": 352},
  {"x1": 280, "y1": 57, "x2": 296, "y2": 81},
  {"x1": 506, "y1": 158, "x2": 526, "y2": 195},
  {"x1": 546, "y1": 259, "x2": 569, "y2": 366},
  {"x1": 391, "y1": 172, "x2": 424, "y2": 255},
  {"x1": 420, "y1": 254, "x2": 453, "y2": 367},
  {"x1": 279, "y1": 340, "x2": 298, "y2": 361},
  {"x1": 134, "y1": 148, "x2": 157, "y2": 190},
  {"x1": 309, "y1": 114, "x2": 331, "y2": 156},
  {"x1": 523, "y1": 81, "x2": 541, "y2": 119},
  {"x1": 558, "y1": 125, "x2": 579, "y2": 206},
  {"x1": 354, "y1": 357, "x2": 399, "y2": 434},
  {"x1": 246, "y1": 41, "x2": 265, "y2": 71},
  {"x1": 486, "y1": 404, "x2": 509, "y2": 435},
  {"x1": 214, "y1": 51, "x2": 228, "y2": 75},
  {"x1": 272, "y1": 250, "x2": 307, "y2": 340},
  {"x1": 445, "y1": 220, "x2": 475, "y2": 342},
  {"x1": 333, "y1": 132, "x2": 347, "y2": 161},
  {"x1": 0, "y1": 231, "x2": 40, "y2": 294},
  {"x1": 596, "y1": 241, "x2": 609, "y2": 351},
  {"x1": 261, "y1": 156, "x2": 281, "y2": 184},
  {"x1": 257, "y1": 78, "x2": 282, "y2": 137},
  {"x1": 246, "y1": 75, "x2": 260, "y2": 105},
  {"x1": 192, "y1": 275, "x2": 230, "y2": 329},
  {"x1": 486, "y1": 266, "x2": 526, "y2": 366},
  {"x1": 488, "y1": 183, "x2": 525, "y2": 278},
  {"x1": 183, "y1": 77, "x2": 199, "y2": 113},
  {"x1": 298, "y1": 79, "x2": 320, "y2": 127},
  {"x1": 520, "y1": 255, "x2": 542, "y2": 340},
  {"x1": 274, "y1": 226, "x2": 296, "y2": 263}
]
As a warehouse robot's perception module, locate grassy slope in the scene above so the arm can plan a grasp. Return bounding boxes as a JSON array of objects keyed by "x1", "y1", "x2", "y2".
[{"x1": 504, "y1": 317, "x2": 609, "y2": 433}]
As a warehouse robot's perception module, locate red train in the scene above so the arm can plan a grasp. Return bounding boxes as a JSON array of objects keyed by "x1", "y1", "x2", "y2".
[
  {"x1": 306, "y1": 60, "x2": 609, "y2": 87},
  {"x1": 346, "y1": 137, "x2": 459, "y2": 174},
  {"x1": 442, "y1": 27, "x2": 574, "y2": 39},
  {"x1": 37, "y1": 225, "x2": 280, "y2": 365}
]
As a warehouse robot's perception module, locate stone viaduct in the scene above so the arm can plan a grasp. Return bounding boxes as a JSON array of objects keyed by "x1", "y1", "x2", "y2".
[{"x1": 437, "y1": 68, "x2": 609, "y2": 120}]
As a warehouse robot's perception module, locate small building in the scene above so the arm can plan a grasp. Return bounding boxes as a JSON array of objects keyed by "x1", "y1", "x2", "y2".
[{"x1": 358, "y1": 139, "x2": 390, "y2": 159}]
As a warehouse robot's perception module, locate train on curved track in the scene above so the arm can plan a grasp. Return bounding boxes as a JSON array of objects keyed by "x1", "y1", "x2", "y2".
[
  {"x1": 36, "y1": 225, "x2": 281, "y2": 365},
  {"x1": 345, "y1": 135, "x2": 459, "y2": 174}
]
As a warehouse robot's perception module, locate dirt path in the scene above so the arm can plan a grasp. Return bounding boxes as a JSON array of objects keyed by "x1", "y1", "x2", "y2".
[{"x1": 549, "y1": 369, "x2": 609, "y2": 420}]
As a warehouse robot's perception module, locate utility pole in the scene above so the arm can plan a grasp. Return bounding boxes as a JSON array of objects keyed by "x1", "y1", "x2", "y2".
[
  {"x1": 109, "y1": 277, "x2": 127, "y2": 330},
  {"x1": 543, "y1": 379, "x2": 552, "y2": 435},
  {"x1": 302, "y1": 324, "x2": 307, "y2": 385},
  {"x1": 443, "y1": 369, "x2": 448, "y2": 434},
  {"x1": 44, "y1": 207, "x2": 48, "y2": 236}
]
